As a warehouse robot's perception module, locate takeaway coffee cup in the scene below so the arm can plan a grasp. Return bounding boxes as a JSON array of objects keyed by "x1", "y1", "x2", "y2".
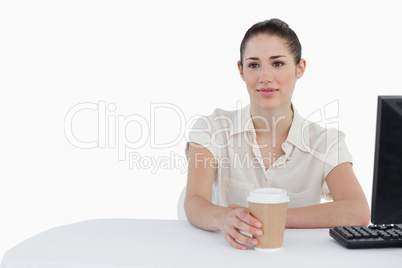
[{"x1": 247, "y1": 188, "x2": 289, "y2": 251}]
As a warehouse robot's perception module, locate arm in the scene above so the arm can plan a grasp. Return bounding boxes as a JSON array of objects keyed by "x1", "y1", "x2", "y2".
[
  {"x1": 184, "y1": 142, "x2": 263, "y2": 249},
  {"x1": 286, "y1": 162, "x2": 371, "y2": 228}
]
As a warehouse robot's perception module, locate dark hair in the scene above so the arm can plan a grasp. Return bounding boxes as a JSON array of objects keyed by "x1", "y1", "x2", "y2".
[{"x1": 239, "y1": 18, "x2": 302, "y2": 65}]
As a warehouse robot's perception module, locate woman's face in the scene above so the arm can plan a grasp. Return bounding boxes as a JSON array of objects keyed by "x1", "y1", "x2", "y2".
[{"x1": 238, "y1": 34, "x2": 306, "y2": 112}]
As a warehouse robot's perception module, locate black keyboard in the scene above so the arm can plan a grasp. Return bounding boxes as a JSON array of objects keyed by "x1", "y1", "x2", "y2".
[{"x1": 329, "y1": 224, "x2": 402, "y2": 249}]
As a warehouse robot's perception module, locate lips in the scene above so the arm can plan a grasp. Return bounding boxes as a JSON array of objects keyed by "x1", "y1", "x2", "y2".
[{"x1": 257, "y1": 88, "x2": 278, "y2": 97}]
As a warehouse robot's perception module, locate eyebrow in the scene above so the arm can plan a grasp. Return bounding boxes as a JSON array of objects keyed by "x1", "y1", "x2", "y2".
[{"x1": 245, "y1": 55, "x2": 286, "y2": 61}]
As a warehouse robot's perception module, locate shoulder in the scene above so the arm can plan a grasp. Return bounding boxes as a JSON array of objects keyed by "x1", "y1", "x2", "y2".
[
  {"x1": 186, "y1": 107, "x2": 240, "y2": 158},
  {"x1": 291, "y1": 109, "x2": 348, "y2": 157},
  {"x1": 305, "y1": 121, "x2": 345, "y2": 145},
  {"x1": 302, "y1": 121, "x2": 350, "y2": 167},
  {"x1": 190, "y1": 108, "x2": 239, "y2": 133}
]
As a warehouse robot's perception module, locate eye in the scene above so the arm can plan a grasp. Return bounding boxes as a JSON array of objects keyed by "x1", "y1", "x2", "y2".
[
  {"x1": 248, "y1": 63, "x2": 259, "y2": 68},
  {"x1": 273, "y1": 61, "x2": 284, "y2": 67}
]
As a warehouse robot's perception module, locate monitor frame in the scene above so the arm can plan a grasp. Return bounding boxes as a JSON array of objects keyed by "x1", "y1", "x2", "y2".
[{"x1": 371, "y1": 95, "x2": 402, "y2": 224}]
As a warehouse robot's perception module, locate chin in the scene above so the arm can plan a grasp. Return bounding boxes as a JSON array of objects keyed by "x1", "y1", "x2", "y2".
[
  {"x1": 255, "y1": 99, "x2": 281, "y2": 111},
  {"x1": 251, "y1": 98, "x2": 292, "y2": 112}
]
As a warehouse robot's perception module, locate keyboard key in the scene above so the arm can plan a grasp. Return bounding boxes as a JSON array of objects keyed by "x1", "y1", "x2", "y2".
[
  {"x1": 378, "y1": 231, "x2": 391, "y2": 239},
  {"x1": 361, "y1": 232, "x2": 371, "y2": 239},
  {"x1": 394, "y1": 230, "x2": 402, "y2": 237},
  {"x1": 351, "y1": 226, "x2": 371, "y2": 238},
  {"x1": 370, "y1": 232, "x2": 379, "y2": 238},
  {"x1": 334, "y1": 226, "x2": 354, "y2": 239},
  {"x1": 353, "y1": 232, "x2": 363, "y2": 239},
  {"x1": 344, "y1": 227, "x2": 363, "y2": 239},
  {"x1": 330, "y1": 225, "x2": 402, "y2": 249},
  {"x1": 360, "y1": 226, "x2": 379, "y2": 238},
  {"x1": 387, "y1": 231, "x2": 399, "y2": 239},
  {"x1": 395, "y1": 224, "x2": 402, "y2": 230}
]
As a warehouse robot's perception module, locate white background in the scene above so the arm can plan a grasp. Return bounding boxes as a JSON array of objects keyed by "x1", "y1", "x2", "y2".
[{"x1": 1, "y1": 0, "x2": 401, "y2": 258}]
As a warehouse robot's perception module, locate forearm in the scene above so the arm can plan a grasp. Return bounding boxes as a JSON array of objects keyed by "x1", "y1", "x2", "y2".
[
  {"x1": 184, "y1": 195, "x2": 228, "y2": 232},
  {"x1": 286, "y1": 200, "x2": 370, "y2": 228}
]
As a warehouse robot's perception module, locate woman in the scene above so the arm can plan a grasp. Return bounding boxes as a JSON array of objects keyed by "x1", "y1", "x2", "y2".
[{"x1": 184, "y1": 19, "x2": 370, "y2": 250}]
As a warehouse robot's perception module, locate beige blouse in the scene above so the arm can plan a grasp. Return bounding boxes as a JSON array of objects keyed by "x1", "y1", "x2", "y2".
[{"x1": 185, "y1": 104, "x2": 353, "y2": 209}]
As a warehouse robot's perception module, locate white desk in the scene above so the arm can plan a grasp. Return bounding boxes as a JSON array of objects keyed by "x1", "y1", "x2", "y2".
[{"x1": 1, "y1": 219, "x2": 401, "y2": 268}]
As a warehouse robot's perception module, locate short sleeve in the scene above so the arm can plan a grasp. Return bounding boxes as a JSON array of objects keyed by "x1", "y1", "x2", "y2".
[
  {"x1": 321, "y1": 129, "x2": 353, "y2": 200},
  {"x1": 185, "y1": 116, "x2": 218, "y2": 160}
]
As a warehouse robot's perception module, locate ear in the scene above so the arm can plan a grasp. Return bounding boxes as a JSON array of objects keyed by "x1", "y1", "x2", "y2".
[
  {"x1": 237, "y1": 61, "x2": 245, "y2": 81},
  {"x1": 296, "y1": 58, "x2": 306, "y2": 79}
]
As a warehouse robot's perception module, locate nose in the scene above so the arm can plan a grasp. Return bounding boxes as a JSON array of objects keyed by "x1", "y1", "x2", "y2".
[{"x1": 259, "y1": 65, "x2": 273, "y2": 84}]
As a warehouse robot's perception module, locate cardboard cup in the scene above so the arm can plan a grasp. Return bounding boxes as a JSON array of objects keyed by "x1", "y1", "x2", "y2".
[{"x1": 247, "y1": 188, "x2": 289, "y2": 252}]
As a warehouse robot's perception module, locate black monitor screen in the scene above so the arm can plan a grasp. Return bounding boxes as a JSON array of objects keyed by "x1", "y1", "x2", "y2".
[{"x1": 371, "y1": 96, "x2": 402, "y2": 224}]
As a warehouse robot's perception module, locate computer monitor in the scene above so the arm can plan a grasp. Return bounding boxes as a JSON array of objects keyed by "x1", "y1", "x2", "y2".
[{"x1": 371, "y1": 95, "x2": 402, "y2": 224}]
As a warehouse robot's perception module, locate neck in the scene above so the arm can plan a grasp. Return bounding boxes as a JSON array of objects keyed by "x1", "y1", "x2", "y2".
[{"x1": 250, "y1": 103, "x2": 293, "y2": 144}]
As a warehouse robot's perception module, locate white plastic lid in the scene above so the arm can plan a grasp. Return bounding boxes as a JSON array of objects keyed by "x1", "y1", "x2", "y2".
[{"x1": 247, "y1": 188, "x2": 289, "y2": 204}]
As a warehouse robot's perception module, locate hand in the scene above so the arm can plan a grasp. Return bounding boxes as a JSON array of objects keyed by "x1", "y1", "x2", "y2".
[{"x1": 217, "y1": 204, "x2": 263, "y2": 250}]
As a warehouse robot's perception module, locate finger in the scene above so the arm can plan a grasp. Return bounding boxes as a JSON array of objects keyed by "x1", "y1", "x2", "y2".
[
  {"x1": 236, "y1": 209, "x2": 262, "y2": 228},
  {"x1": 223, "y1": 232, "x2": 248, "y2": 250},
  {"x1": 233, "y1": 209, "x2": 263, "y2": 236},
  {"x1": 234, "y1": 219, "x2": 263, "y2": 237},
  {"x1": 227, "y1": 225, "x2": 259, "y2": 247}
]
